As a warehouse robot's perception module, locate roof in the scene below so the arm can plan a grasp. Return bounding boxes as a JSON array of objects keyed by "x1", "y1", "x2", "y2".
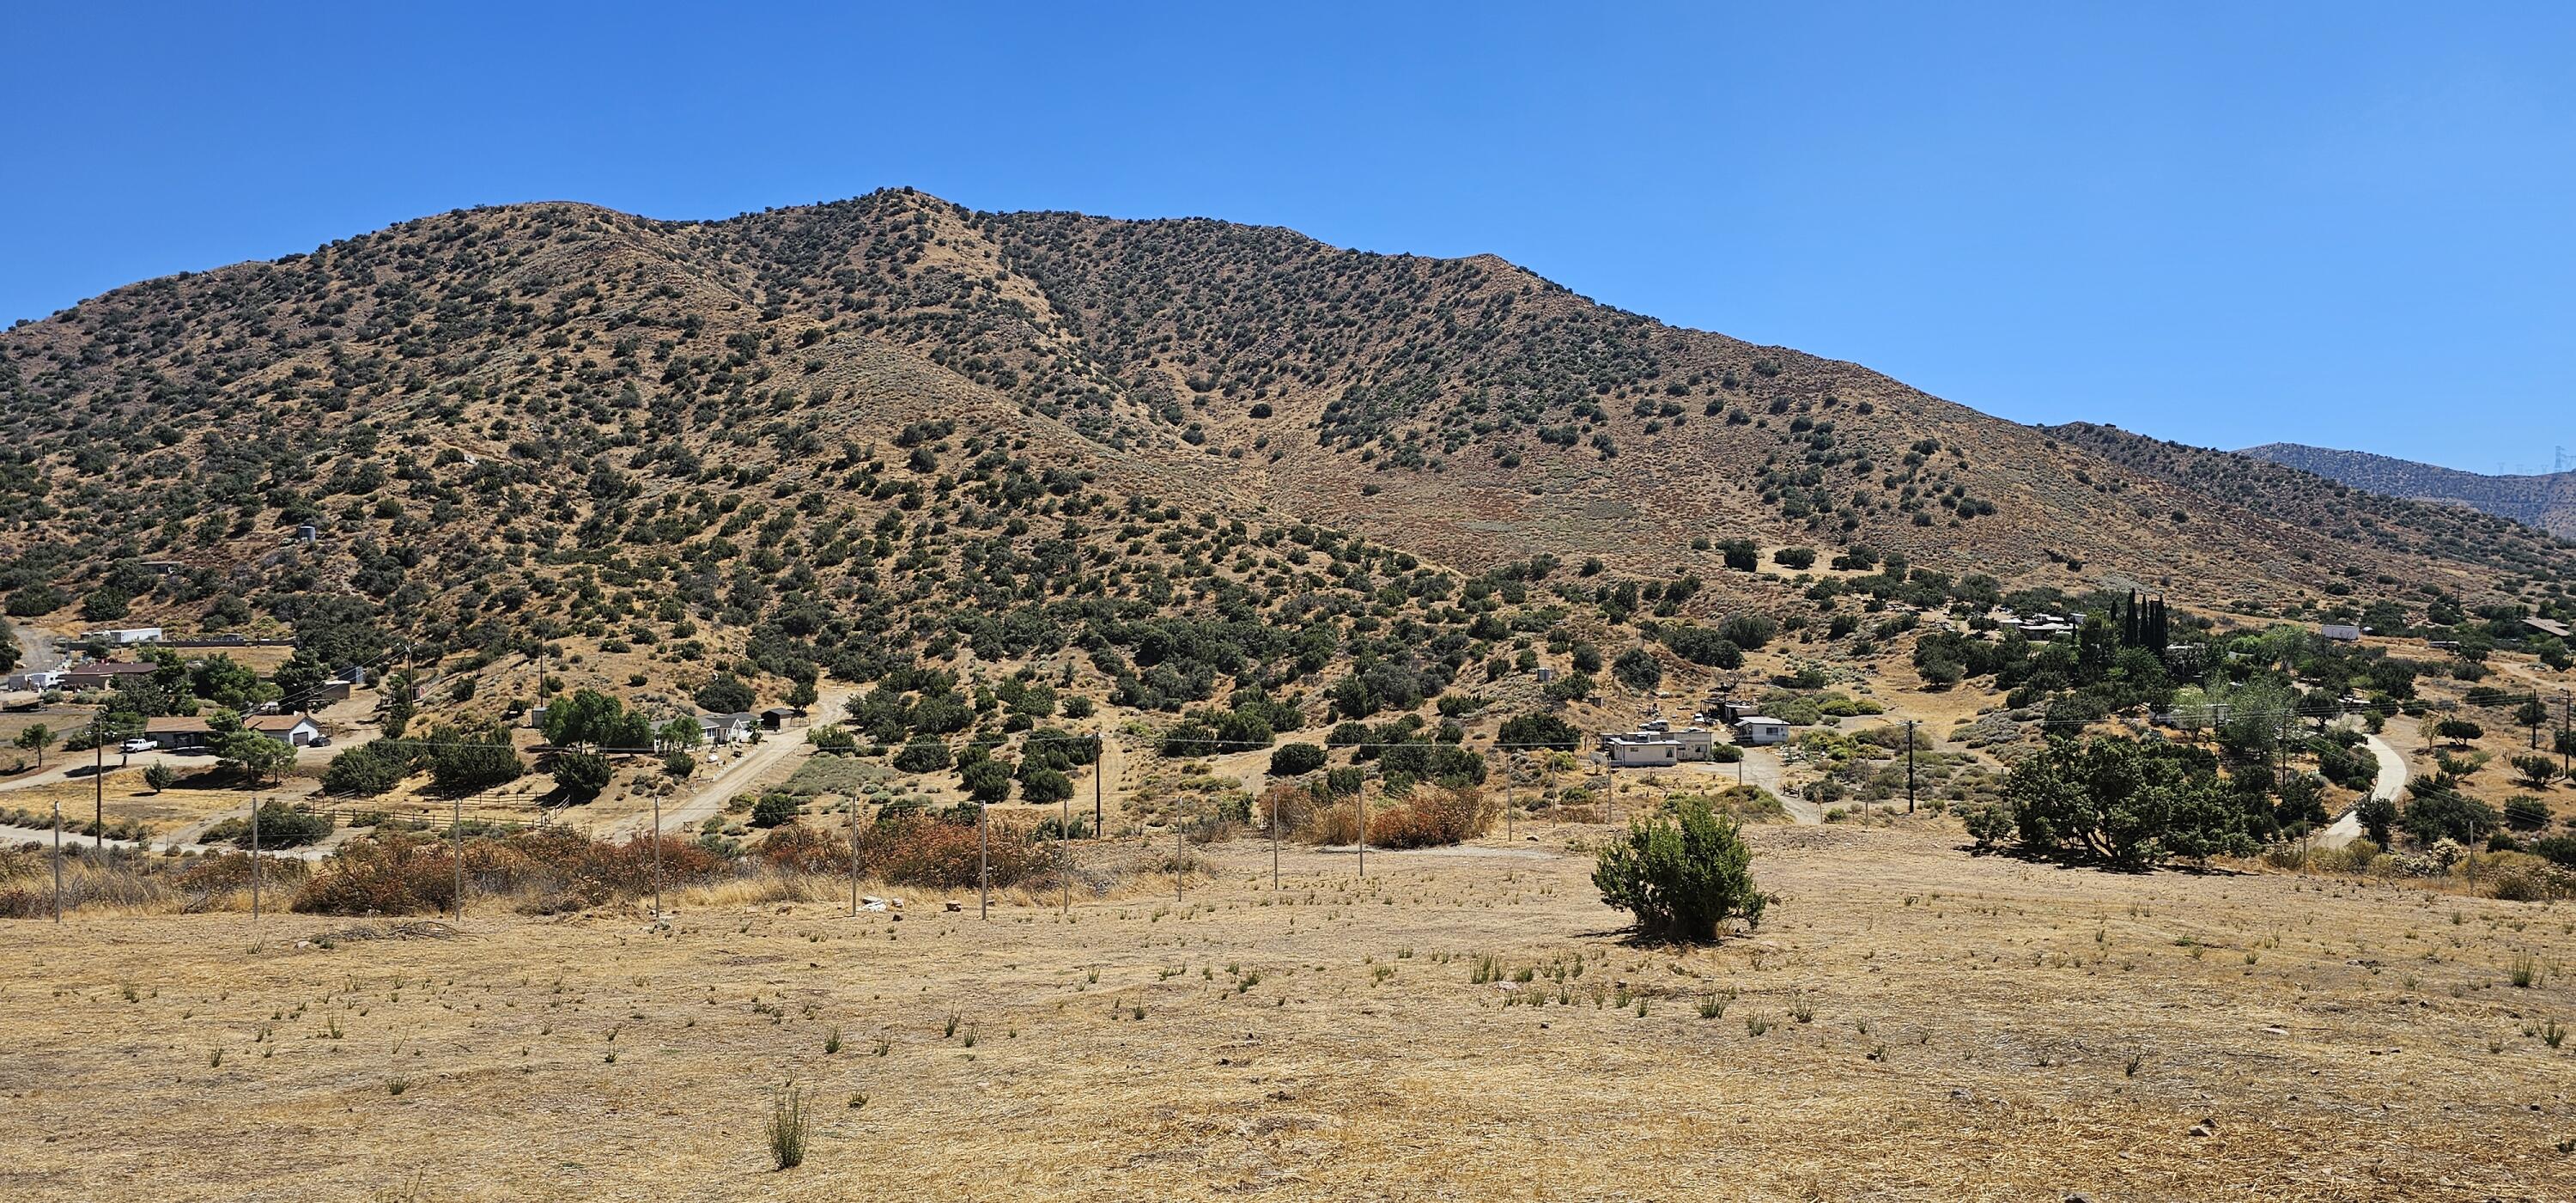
[
  {"x1": 701, "y1": 712, "x2": 756, "y2": 726},
  {"x1": 2525, "y1": 617, "x2": 2573, "y2": 639},
  {"x1": 1734, "y1": 715, "x2": 1788, "y2": 726},
  {"x1": 762, "y1": 706, "x2": 799, "y2": 716},
  {"x1": 67, "y1": 661, "x2": 159, "y2": 677},
  {"x1": 144, "y1": 716, "x2": 212, "y2": 734},
  {"x1": 245, "y1": 714, "x2": 315, "y2": 732}
]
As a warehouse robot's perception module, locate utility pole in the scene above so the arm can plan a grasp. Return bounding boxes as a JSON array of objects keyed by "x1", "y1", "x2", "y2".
[
  {"x1": 849, "y1": 800, "x2": 861, "y2": 918},
  {"x1": 978, "y1": 802, "x2": 990, "y2": 920},
  {"x1": 1905, "y1": 720, "x2": 1918, "y2": 814},
  {"x1": 451, "y1": 793, "x2": 464, "y2": 920},
  {"x1": 1092, "y1": 732, "x2": 1104, "y2": 837},
  {"x1": 1174, "y1": 805, "x2": 1184, "y2": 902},
  {"x1": 651, "y1": 793, "x2": 664, "y2": 923},
  {"x1": 1060, "y1": 778, "x2": 1072, "y2": 915}
]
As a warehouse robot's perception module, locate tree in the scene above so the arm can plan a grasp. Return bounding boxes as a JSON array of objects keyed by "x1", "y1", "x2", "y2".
[
  {"x1": 322, "y1": 743, "x2": 407, "y2": 797},
  {"x1": 2503, "y1": 794, "x2": 2551, "y2": 832},
  {"x1": 1018, "y1": 765, "x2": 1074, "y2": 805},
  {"x1": 960, "y1": 756, "x2": 1014, "y2": 803},
  {"x1": 14, "y1": 723, "x2": 52, "y2": 769},
  {"x1": 750, "y1": 793, "x2": 799, "y2": 828},
  {"x1": 543, "y1": 689, "x2": 628, "y2": 750},
  {"x1": 1498, "y1": 712, "x2": 1581, "y2": 751},
  {"x1": 658, "y1": 717, "x2": 704, "y2": 752},
  {"x1": 1269, "y1": 742, "x2": 1326, "y2": 776},
  {"x1": 695, "y1": 674, "x2": 756, "y2": 715},
  {"x1": 2433, "y1": 718, "x2": 2484, "y2": 747},
  {"x1": 2512, "y1": 754, "x2": 2561, "y2": 790},
  {"x1": 422, "y1": 725, "x2": 524, "y2": 793},
  {"x1": 892, "y1": 738, "x2": 952, "y2": 774},
  {"x1": 2355, "y1": 794, "x2": 2398, "y2": 846},
  {"x1": 1591, "y1": 795, "x2": 1767, "y2": 943},
  {"x1": 216, "y1": 728, "x2": 295, "y2": 786},
  {"x1": 2403, "y1": 789, "x2": 2499, "y2": 846},
  {"x1": 2516, "y1": 700, "x2": 2554, "y2": 746},
  {"x1": 1612, "y1": 647, "x2": 1662, "y2": 692},
  {"x1": 2000, "y1": 735, "x2": 2254, "y2": 867},
  {"x1": 1772, "y1": 547, "x2": 1816, "y2": 570},
  {"x1": 1718, "y1": 614, "x2": 1779, "y2": 651},
  {"x1": 663, "y1": 750, "x2": 696, "y2": 779},
  {"x1": 143, "y1": 763, "x2": 178, "y2": 793},
  {"x1": 1663, "y1": 627, "x2": 1743, "y2": 669},
  {"x1": 550, "y1": 751, "x2": 612, "y2": 799}
]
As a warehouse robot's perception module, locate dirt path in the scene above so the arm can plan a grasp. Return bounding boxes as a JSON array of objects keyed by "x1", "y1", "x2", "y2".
[{"x1": 613, "y1": 685, "x2": 860, "y2": 837}]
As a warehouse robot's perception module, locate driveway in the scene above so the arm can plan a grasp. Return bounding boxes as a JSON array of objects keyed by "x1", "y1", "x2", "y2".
[
  {"x1": 2314, "y1": 728, "x2": 2410, "y2": 851},
  {"x1": 9, "y1": 624, "x2": 66, "y2": 676},
  {"x1": 614, "y1": 684, "x2": 860, "y2": 836},
  {"x1": 1675, "y1": 747, "x2": 1818, "y2": 823}
]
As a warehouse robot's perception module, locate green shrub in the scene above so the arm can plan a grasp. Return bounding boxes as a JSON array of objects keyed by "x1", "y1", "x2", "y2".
[
  {"x1": 550, "y1": 752, "x2": 612, "y2": 799},
  {"x1": 1269, "y1": 743, "x2": 1326, "y2": 776},
  {"x1": 750, "y1": 793, "x2": 799, "y2": 829},
  {"x1": 1591, "y1": 795, "x2": 1767, "y2": 942}
]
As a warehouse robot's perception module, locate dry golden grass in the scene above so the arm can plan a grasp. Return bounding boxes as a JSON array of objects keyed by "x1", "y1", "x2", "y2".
[{"x1": 2, "y1": 825, "x2": 2572, "y2": 1200}]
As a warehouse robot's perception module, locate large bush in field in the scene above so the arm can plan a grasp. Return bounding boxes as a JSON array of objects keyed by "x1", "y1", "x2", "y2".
[
  {"x1": 2001, "y1": 735, "x2": 2253, "y2": 866},
  {"x1": 1592, "y1": 795, "x2": 1766, "y2": 943}
]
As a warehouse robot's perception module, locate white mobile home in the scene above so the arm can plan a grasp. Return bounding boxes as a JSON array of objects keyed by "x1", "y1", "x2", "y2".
[{"x1": 1732, "y1": 716, "x2": 1791, "y2": 746}]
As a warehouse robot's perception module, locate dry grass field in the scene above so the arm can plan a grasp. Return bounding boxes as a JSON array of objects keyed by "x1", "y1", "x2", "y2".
[{"x1": 3, "y1": 823, "x2": 2572, "y2": 1201}]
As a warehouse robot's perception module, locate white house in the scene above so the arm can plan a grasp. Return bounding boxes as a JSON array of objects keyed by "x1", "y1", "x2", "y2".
[
  {"x1": 1732, "y1": 716, "x2": 1791, "y2": 746},
  {"x1": 4, "y1": 670, "x2": 62, "y2": 692},
  {"x1": 1669, "y1": 727, "x2": 1717, "y2": 762},
  {"x1": 83, "y1": 627, "x2": 163, "y2": 646},
  {"x1": 2319, "y1": 623, "x2": 2362, "y2": 642},
  {"x1": 699, "y1": 712, "x2": 756, "y2": 745},
  {"x1": 1604, "y1": 737, "x2": 1680, "y2": 769},
  {"x1": 246, "y1": 713, "x2": 323, "y2": 747}
]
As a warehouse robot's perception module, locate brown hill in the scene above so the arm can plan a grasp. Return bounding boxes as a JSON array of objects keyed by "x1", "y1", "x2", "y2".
[{"x1": 2, "y1": 189, "x2": 2568, "y2": 715}]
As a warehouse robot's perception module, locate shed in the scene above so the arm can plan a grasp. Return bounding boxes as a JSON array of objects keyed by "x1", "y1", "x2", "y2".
[
  {"x1": 761, "y1": 706, "x2": 802, "y2": 731},
  {"x1": 2319, "y1": 623, "x2": 2362, "y2": 642}
]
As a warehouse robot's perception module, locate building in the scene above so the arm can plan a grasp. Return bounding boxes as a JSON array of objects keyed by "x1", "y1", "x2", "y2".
[
  {"x1": 4, "y1": 670, "x2": 62, "y2": 692},
  {"x1": 2525, "y1": 617, "x2": 2573, "y2": 640},
  {"x1": 143, "y1": 716, "x2": 215, "y2": 751},
  {"x1": 1669, "y1": 727, "x2": 1717, "y2": 762},
  {"x1": 61, "y1": 661, "x2": 161, "y2": 691},
  {"x1": 761, "y1": 706, "x2": 802, "y2": 732},
  {"x1": 82, "y1": 627, "x2": 164, "y2": 646},
  {"x1": 2319, "y1": 623, "x2": 2362, "y2": 642},
  {"x1": 1733, "y1": 715, "x2": 1791, "y2": 745},
  {"x1": 1603, "y1": 736, "x2": 1680, "y2": 768},
  {"x1": 246, "y1": 714, "x2": 323, "y2": 747},
  {"x1": 700, "y1": 712, "x2": 756, "y2": 745}
]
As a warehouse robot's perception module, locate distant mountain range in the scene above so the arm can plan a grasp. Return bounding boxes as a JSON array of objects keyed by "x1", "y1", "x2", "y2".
[{"x1": 2238, "y1": 444, "x2": 2576, "y2": 540}]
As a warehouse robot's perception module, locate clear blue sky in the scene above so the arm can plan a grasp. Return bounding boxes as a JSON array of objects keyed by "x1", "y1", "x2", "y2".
[{"x1": 9, "y1": 3, "x2": 2573, "y2": 473}]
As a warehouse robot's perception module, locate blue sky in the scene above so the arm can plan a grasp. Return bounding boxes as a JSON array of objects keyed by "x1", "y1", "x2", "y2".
[{"x1": 9, "y1": 3, "x2": 2573, "y2": 473}]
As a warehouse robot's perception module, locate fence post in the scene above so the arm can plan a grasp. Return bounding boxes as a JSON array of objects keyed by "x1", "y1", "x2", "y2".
[
  {"x1": 451, "y1": 794, "x2": 463, "y2": 920},
  {"x1": 978, "y1": 803, "x2": 989, "y2": 920},
  {"x1": 50, "y1": 799, "x2": 62, "y2": 924},
  {"x1": 651, "y1": 793, "x2": 663, "y2": 923},
  {"x1": 249, "y1": 797, "x2": 261, "y2": 921}
]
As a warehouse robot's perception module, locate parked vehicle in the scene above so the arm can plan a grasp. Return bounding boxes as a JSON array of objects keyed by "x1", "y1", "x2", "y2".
[{"x1": 119, "y1": 738, "x2": 153, "y2": 754}]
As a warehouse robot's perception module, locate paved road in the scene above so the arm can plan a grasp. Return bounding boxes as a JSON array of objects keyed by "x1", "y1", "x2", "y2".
[{"x1": 2315, "y1": 729, "x2": 2409, "y2": 851}]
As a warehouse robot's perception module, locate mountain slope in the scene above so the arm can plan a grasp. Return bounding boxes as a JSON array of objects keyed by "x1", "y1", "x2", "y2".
[
  {"x1": 2239, "y1": 442, "x2": 2576, "y2": 539},
  {"x1": 3, "y1": 189, "x2": 2571, "y2": 724}
]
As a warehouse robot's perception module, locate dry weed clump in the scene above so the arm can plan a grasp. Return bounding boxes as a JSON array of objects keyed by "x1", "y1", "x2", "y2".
[
  {"x1": 0, "y1": 845, "x2": 315, "y2": 917},
  {"x1": 1258, "y1": 784, "x2": 1497, "y2": 848}
]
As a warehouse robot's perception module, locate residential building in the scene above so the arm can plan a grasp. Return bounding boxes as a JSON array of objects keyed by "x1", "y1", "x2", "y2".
[
  {"x1": 245, "y1": 714, "x2": 323, "y2": 747},
  {"x1": 62, "y1": 661, "x2": 161, "y2": 691},
  {"x1": 82, "y1": 627, "x2": 164, "y2": 646},
  {"x1": 1733, "y1": 716, "x2": 1791, "y2": 745},
  {"x1": 143, "y1": 716, "x2": 215, "y2": 751},
  {"x1": 700, "y1": 712, "x2": 756, "y2": 745},
  {"x1": 1603, "y1": 736, "x2": 1680, "y2": 768},
  {"x1": 2319, "y1": 623, "x2": 2362, "y2": 642}
]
